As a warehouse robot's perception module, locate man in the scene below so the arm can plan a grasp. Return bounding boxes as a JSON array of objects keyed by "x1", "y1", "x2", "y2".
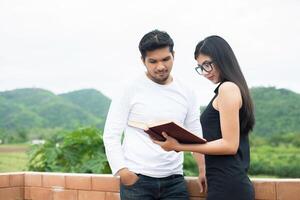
[{"x1": 103, "y1": 29, "x2": 205, "y2": 200}]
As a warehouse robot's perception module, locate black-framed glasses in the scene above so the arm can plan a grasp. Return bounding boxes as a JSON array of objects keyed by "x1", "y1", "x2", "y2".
[{"x1": 195, "y1": 61, "x2": 214, "y2": 75}]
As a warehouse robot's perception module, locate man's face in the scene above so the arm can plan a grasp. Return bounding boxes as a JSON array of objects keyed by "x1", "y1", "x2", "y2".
[{"x1": 142, "y1": 47, "x2": 174, "y2": 85}]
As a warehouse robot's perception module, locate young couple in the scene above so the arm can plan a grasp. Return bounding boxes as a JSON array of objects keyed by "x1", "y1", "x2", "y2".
[{"x1": 103, "y1": 30, "x2": 255, "y2": 200}]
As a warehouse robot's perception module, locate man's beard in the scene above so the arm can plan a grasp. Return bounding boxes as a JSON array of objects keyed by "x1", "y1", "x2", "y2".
[{"x1": 151, "y1": 72, "x2": 170, "y2": 84}]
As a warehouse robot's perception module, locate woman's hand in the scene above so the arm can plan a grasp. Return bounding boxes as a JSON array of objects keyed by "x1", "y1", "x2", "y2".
[{"x1": 152, "y1": 132, "x2": 181, "y2": 152}]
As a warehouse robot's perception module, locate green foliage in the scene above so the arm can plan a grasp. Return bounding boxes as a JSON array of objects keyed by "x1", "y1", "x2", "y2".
[
  {"x1": 0, "y1": 88, "x2": 56, "y2": 108},
  {"x1": 249, "y1": 145, "x2": 300, "y2": 178},
  {"x1": 248, "y1": 132, "x2": 300, "y2": 178},
  {"x1": 1, "y1": 86, "x2": 300, "y2": 143},
  {"x1": 27, "y1": 127, "x2": 111, "y2": 174},
  {"x1": 183, "y1": 152, "x2": 198, "y2": 176},
  {"x1": 249, "y1": 134, "x2": 268, "y2": 147},
  {"x1": 251, "y1": 87, "x2": 300, "y2": 137},
  {"x1": 0, "y1": 88, "x2": 111, "y2": 143},
  {"x1": 267, "y1": 132, "x2": 300, "y2": 147},
  {"x1": 37, "y1": 101, "x2": 101, "y2": 129},
  {"x1": 184, "y1": 134, "x2": 300, "y2": 178},
  {"x1": 0, "y1": 99, "x2": 44, "y2": 130},
  {"x1": 1, "y1": 86, "x2": 300, "y2": 177},
  {"x1": 59, "y1": 89, "x2": 111, "y2": 120}
]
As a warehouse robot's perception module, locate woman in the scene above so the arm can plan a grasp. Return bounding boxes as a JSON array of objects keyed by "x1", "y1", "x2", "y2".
[{"x1": 153, "y1": 35, "x2": 255, "y2": 200}]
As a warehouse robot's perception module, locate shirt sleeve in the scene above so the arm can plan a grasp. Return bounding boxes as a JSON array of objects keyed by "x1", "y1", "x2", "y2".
[
  {"x1": 103, "y1": 87, "x2": 131, "y2": 176},
  {"x1": 184, "y1": 89, "x2": 203, "y2": 137}
]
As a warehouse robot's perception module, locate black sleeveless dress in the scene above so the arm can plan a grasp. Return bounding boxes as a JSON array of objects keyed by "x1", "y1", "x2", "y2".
[{"x1": 200, "y1": 83, "x2": 254, "y2": 200}]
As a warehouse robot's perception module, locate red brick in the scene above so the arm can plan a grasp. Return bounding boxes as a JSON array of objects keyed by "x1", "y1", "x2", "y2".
[
  {"x1": 0, "y1": 174, "x2": 10, "y2": 187},
  {"x1": 52, "y1": 189, "x2": 77, "y2": 200},
  {"x1": 30, "y1": 187, "x2": 52, "y2": 200},
  {"x1": 43, "y1": 174, "x2": 65, "y2": 187},
  {"x1": 0, "y1": 187, "x2": 24, "y2": 200},
  {"x1": 1, "y1": 172, "x2": 300, "y2": 200},
  {"x1": 65, "y1": 174, "x2": 91, "y2": 190},
  {"x1": 24, "y1": 187, "x2": 31, "y2": 200},
  {"x1": 10, "y1": 173, "x2": 24, "y2": 187},
  {"x1": 276, "y1": 179, "x2": 300, "y2": 200},
  {"x1": 78, "y1": 190, "x2": 106, "y2": 200},
  {"x1": 92, "y1": 175, "x2": 119, "y2": 192},
  {"x1": 252, "y1": 178, "x2": 276, "y2": 200},
  {"x1": 25, "y1": 173, "x2": 42, "y2": 187},
  {"x1": 105, "y1": 192, "x2": 120, "y2": 200}
]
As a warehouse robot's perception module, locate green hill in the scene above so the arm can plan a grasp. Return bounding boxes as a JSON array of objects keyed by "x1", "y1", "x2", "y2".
[
  {"x1": 0, "y1": 88, "x2": 111, "y2": 133},
  {"x1": 59, "y1": 89, "x2": 110, "y2": 119},
  {"x1": 0, "y1": 88, "x2": 57, "y2": 108},
  {"x1": 0, "y1": 86, "x2": 299, "y2": 142},
  {"x1": 251, "y1": 87, "x2": 300, "y2": 136},
  {"x1": 0, "y1": 100, "x2": 44, "y2": 130}
]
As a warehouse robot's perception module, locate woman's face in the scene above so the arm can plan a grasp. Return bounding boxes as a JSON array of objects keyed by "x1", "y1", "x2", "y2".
[{"x1": 196, "y1": 54, "x2": 221, "y2": 84}]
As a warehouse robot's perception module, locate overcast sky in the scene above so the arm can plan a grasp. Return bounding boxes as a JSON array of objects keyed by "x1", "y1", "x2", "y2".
[{"x1": 1, "y1": 0, "x2": 299, "y2": 104}]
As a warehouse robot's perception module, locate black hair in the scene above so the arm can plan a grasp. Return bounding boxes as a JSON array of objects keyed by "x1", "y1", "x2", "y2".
[
  {"x1": 194, "y1": 35, "x2": 255, "y2": 134},
  {"x1": 139, "y1": 29, "x2": 174, "y2": 61}
]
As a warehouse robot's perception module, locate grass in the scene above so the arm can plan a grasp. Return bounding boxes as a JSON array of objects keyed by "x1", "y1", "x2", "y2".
[
  {"x1": 0, "y1": 143, "x2": 30, "y2": 148},
  {"x1": 0, "y1": 152, "x2": 28, "y2": 172},
  {"x1": 0, "y1": 144, "x2": 29, "y2": 172}
]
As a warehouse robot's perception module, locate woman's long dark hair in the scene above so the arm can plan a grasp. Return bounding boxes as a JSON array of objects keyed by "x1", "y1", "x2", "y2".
[{"x1": 194, "y1": 35, "x2": 255, "y2": 134}]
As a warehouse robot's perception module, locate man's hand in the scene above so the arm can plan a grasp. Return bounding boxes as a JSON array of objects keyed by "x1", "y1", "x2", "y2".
[
  {"x1": 118, "y1": 168, "x2": 139, "y2": 186},
  {"x1": 192, "y1": 152, "x2": 207, "y2": 193},
  {"x1": 198, "y1": 171, "x2": 207, "y2": 194}
]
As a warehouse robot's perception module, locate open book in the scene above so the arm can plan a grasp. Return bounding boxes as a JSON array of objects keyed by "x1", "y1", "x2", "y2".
[{"x1": 128, "y1": 120, "x2": 206, "y2": 144}]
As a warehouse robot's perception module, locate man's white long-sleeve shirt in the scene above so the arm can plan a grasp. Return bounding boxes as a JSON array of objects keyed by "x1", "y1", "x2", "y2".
[{"x1": 103, "y1": 74, "x2": 202, "y2": 178}]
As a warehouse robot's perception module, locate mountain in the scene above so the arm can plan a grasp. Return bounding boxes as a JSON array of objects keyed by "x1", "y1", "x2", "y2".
[
  {"x1": 0, "y1": 86, "x2": 299, "y2": 139},
  {"x1": 0, "y1": 88, "x2": 57, "y2": 108},
  {"x1": 59, "y1": 89, "x2": 110, "y2": 119},
  {"x1": 0, "y1": 88, "x2": 111, "y2": 131},
  {"x1": 0, "y1": 98, "x2": 44, "y2": 130},
  {"x1": 251, "y1": 87, "x2": 300, "y2": 136}
]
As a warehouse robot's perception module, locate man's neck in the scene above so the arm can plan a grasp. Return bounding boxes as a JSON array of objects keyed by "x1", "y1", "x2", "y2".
[{"x1": 146, "y1": 73, "x2": 173, "y2": 85}]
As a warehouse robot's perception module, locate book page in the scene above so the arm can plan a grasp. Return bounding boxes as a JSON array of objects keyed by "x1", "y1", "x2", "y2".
[
  {"x1": 148, "y1": 120, "x2": 173, "y2": 128},
  {"x1": 127, "y1": 120, "x2": 149, "y2": 130}
]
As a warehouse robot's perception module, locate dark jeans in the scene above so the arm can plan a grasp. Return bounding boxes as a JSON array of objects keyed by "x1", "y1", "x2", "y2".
[{"x1": 120, "y1": 174, "x2": 189, "y2": 200}]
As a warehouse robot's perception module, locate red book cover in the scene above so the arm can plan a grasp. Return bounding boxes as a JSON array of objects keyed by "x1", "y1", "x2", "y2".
[{"x1": 128, "y1": 121, "x2": 206, "y2": 144}]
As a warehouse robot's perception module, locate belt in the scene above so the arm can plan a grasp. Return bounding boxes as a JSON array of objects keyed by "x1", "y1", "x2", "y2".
[{"x1": 137, "y1": 174, "x2": 183, "y2": 180}]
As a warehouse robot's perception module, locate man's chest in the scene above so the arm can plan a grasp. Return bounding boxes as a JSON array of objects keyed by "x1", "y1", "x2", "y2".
[{"x1": 128, "y1": 91, "x2": 189, "y2": 124}]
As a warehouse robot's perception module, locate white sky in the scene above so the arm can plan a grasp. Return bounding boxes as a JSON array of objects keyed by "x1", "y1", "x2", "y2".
[{"x1": 1, "y1": 0, "x2": 299, "y2": 104}]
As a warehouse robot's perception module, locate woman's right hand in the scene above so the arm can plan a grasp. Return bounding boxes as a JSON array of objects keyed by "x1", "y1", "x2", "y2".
[
  {"x1": 152, "y1": 132, "x2": 180, "y2": 152},
  {"x1": 118, "y1": 168, "x2": 139, "y2": 186}
]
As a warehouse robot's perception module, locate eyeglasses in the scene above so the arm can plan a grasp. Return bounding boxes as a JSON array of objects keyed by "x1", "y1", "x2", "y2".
[{"x1": 195, "y1": 61, "x2": 214, "y2": 75}]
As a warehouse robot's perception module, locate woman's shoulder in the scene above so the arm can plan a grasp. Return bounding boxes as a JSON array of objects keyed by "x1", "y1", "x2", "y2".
[
  {"x1": 219, "y1": 81, "x2": 240, "y2": 94},
  {"x1": 218, "y1": 82, "x2": 242, "y2": 105}
]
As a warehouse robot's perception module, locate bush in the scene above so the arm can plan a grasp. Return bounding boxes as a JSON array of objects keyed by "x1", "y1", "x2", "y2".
[
  {"x1": 183, "y1": 152, "x2": 198, "y2": 176},
  {"x1": 249, "y1": 145, "x2": 300, "y2": 178},
  {"x1": 27, "y1": 127, "x2": 111, "y2": 174}
]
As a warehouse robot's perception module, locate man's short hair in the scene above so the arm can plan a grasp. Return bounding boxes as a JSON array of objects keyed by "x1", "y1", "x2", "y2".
[{"x1": 139, "y1": 29, "x2": 174, "y2": 61}]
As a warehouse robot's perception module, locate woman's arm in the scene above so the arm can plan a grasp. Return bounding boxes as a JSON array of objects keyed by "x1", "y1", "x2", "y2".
[{"x1": 154, "y1": 82, "x2": 242, "y2": 155}]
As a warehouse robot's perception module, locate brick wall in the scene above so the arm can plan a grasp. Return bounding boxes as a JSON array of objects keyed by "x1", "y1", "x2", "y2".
[{"x1": 0, "y1": 172, "x2": 299, "y2": 200}]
